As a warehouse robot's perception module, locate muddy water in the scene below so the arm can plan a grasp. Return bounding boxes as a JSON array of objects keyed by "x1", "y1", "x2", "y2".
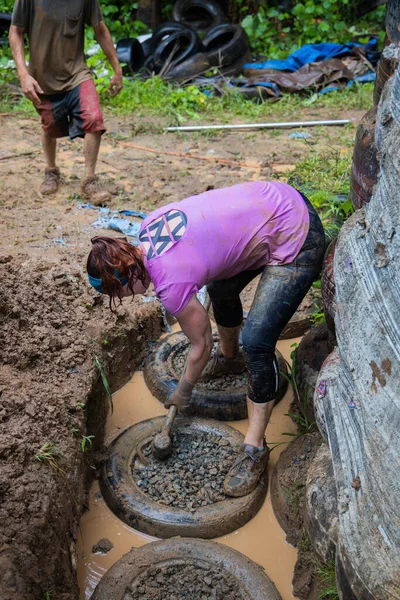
[{"x1": 77, "y1": 337, "x2": 300, "y2": 600}]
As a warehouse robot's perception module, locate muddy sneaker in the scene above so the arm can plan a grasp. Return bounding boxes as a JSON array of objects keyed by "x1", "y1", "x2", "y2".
[
  {"x1": 223, "y1": 443, "x2": 269, "y2": 498},
  {"x1": 202, "y1": 348, "x2": 246, "y2": 381},
  {"x1": 81, "y1": 175, "x2": 112, "y2": 205},
  {"x1": 40, "y1": 167, "x2": 61, "y2": 195}
]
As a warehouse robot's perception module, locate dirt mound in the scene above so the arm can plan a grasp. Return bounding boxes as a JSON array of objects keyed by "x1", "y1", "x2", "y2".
[{"x1": 0, "y1": 254, "x2": 162, "y2": 600}]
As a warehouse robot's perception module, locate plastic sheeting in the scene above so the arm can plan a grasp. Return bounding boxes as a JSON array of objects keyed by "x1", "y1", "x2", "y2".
[{"x1": 244, "y1": 39, "x2": 379, "y2": 72}]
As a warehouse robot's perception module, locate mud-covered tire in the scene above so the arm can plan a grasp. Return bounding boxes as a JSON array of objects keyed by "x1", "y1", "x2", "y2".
[
  {"x1": 143, "y1": 330, "x2": 288, "y2": 421},
  {"x1": 350, "y1": 106, "x2": 379, "y2": 210},
  {"x1": 208, "y1": 284, "x2": 321, "y2": 340},
  {"x1": 373, "y1": 34, "x2": 398, "y2": 105},
  {"x1": 203, "y1": 23, "x2": 249, "y2": 67},
  {"x1": 100, "y1": 416, "x2": 269, "y2": 539},
  {"x1": 172, "y1": 0, "x2": 226, "y2": 32},
  {"x1": 153, "y1": 29, "x2": 202, "y2": 71},
  {"x1": 321, "y1": 239, "x2": 337, "y2": 332},
  {"x1": 92, "y1": 538, "x2": 282, "y2": 600},
  {"x1": 294, "y1": 323, "x2": 336, "y2": 425},
  {"x1": 304, "y1": 443, "x2": 338, "y2": 563},
  {"x1": 116, "y1": 38, "x2": 145, "y2": 74}
]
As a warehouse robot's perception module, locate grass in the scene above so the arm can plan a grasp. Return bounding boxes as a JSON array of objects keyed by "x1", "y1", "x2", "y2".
[
  {"x1": 93, "y1": 355, "x2": 114, "y2": 414},
  {"x1": 0, "y1": 75, "x2": 374, "y2": 126},
  {"x1": 316, "y1": 561, "x2": 339, "y2": 599},
  {"x1": 34, "y1": 442, "x2": 65, "y2": 474}
]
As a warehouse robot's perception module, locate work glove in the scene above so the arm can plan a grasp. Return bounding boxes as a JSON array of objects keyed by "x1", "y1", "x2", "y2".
[{"x1": 164, "y1": 377, "x2": 194, "y2": 412}]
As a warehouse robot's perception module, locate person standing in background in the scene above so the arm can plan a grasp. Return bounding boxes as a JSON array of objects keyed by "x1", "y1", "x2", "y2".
[{"x1": 9, "y1": 0, "x2": 123, "y2": 201}]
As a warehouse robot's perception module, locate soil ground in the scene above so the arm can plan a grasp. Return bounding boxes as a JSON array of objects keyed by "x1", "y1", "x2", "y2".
[{"x1": 0, "y1": 105, "x2": 364, "y2": 600}]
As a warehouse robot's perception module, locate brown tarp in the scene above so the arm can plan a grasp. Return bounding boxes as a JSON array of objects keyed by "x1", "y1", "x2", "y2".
[{"x1": 242, "y1": 57, "x2": 369, "y2": 94}]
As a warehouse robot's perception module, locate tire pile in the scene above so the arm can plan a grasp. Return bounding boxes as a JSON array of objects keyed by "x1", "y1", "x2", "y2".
[{"x1": 116, "y1": 0, "x2": 250, "y2": 81}]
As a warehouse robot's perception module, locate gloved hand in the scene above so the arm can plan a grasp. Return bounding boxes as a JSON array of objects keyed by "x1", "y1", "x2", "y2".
[{"x1": 164, "y1": 377, "x2": 194, "y2": 412}]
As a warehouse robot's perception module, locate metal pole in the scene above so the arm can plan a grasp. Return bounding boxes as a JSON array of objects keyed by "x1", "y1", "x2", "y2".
[{"x1": 165, "y1": 119, "x2": 352, "y2": 132}]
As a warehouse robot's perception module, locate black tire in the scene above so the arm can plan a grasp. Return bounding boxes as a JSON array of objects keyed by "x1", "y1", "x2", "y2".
[
  {"x1": 140, "y1": 37, "x2": 154, "y2": 60},
  {"x1": 92, "y1": 538, "x2": 282, "y2": 600},
  {"x1": 203, "y1": 23, "x2": 249, "y2": 67},
  {"x1": 0, "y1": 13, "x2": 11, "y2": 45},
  {"x1": 143, "y1": 330, "x2": 288, "y2": 421},
  {"x1": 219, "y1": 49, "x2": 251, "y2": 76},
  {"x1": 163, "y1": 52, "x2": 210, "y2": 81},
  {"x1": 151, "y1": 21, "x2": 194, "y2": 47},
  {"x1": 172, "y1": 0, "x2": 226, "y2": 32},
  {"x1": 153, "y1": 29, "x2": 202, "y2": 71},
  {"x1": 116, "y1": 38, "x2": 145, "y2": 74},
  {"x1": 100, "y1": 416, "x2": 269, "y2": 539}
]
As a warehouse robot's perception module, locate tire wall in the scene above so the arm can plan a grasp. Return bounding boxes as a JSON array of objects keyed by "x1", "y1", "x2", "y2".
[{"x1": 314, "y1": 53, "x2": 400, "y2": 600}]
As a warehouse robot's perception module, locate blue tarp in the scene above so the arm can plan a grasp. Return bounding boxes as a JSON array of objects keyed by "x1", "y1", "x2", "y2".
[{"x1": 244, "y1": 39, "x2": 379, "y2": 71}]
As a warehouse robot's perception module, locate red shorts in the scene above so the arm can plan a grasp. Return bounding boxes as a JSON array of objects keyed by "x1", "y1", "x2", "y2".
[{"x1": 36, "y1": 79, "x2": 106, "y2": 140}]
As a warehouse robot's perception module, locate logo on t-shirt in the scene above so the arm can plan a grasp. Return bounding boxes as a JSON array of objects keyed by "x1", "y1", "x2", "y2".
[{"x1": 139, "y1": 210, "x2": 187, "y2": 260}]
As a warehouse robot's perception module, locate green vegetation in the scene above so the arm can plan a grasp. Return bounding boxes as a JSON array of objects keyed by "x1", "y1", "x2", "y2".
[
  {"x1": 34, "y1": 442, "x2": 65, "y2": 474},
  {"x1": 81, "y1": 434, "x2": 95, "y2": 451},
  {"x1": 93, "y1": 355, "x2": 114, "y2": 414},
  {"x1": 242, "y1": 1, "x2": 385, "y2": 58},
  {"x1": 0, "y1": 0, "x2": 381, "y2": 117},
  {"x1": 316, "y1": 561, "x2": 339, "y2": 599}
]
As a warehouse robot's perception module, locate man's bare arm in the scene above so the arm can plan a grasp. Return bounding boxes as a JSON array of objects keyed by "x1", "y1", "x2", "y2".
[
  {"x1": 9, "y1": 25, "x2": 43, "y2": 105},
  {"x1": 93, "y1": 21, "x2": 123, "y2": 96}
]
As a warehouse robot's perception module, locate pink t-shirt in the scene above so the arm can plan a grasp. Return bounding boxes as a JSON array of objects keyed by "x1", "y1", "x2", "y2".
[{"x1": 138, "y1": 181, "x2": 309, "y2": 316}]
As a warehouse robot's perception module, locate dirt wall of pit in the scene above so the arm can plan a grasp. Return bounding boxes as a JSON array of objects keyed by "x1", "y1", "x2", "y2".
[{"x1": 0, "y1": 253, "x2": 164, "y2": 600}]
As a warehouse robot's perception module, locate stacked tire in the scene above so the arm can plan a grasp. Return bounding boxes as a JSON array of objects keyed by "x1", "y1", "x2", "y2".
[
  {"x1": 116, "y1": 0, "x2": 249, "y2": 81},
  {"x1": 0, "y1": 13, "x2": 11, "y2": 45}
]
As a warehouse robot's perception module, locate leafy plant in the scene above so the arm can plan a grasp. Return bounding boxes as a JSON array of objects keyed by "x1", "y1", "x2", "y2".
[
  {"x1": 241, "y1": 1, "x2": 385, "y2": 58},
  {"x1": 280, "y1": 345, "x2": 316, "y2": 435},
  {"x1": 93, "y1": 356, "x2": 114, "y2": 413},
  {"x1": 81, "y1": 434, "x2": 95, "y2": 452},
  {"x1": 34, "y1": 442, "x2": 65, "y2": 474}
]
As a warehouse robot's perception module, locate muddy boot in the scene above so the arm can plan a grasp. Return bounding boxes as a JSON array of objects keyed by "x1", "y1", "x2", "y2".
[
  {"x1": 202, "y1": 348, "x2": 246, "y2": 381},
  {"x1": 223, "y1": 443, "x2": 270, "y2": 498},
  {"x1": 40, "y1": 167, "x2": 61, "y2": 195},
  {"x1": 81, "y1": 175, "x2": 112, "y2": 205}
]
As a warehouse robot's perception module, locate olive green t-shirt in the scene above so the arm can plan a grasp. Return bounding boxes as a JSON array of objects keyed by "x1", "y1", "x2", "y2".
[{"x1": 12, "y1": 0, "x2": 103, "y2": 94}]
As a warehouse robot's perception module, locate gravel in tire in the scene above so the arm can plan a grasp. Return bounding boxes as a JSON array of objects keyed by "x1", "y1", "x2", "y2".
[
  {"x1": 100, "y1": 417, "x2": 269, "y2": 538},
  {"x1": 132, "y1": 430, "x2": 237, "y2": 511},
  {"x1": 126, "y1": 561, "x2": 242, "y2": 600},
  {"x1": 92, "y1": 538, "x2": 282, "y2": 600},
  {"x1": 144, "y1": 331, "x2": 288, "y2": 421}
]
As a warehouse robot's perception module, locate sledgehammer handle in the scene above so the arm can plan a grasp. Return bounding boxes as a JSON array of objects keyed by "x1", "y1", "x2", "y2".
[{"x1": 164, "y1": 405, "x2": 177, "y2": 434}]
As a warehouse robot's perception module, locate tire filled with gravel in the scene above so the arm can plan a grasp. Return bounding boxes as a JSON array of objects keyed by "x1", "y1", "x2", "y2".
[
  {"x1": 132, "y1": 430, "x2": 236, "y2": 511},
  {"x1": 144, "y1": 331, "x2": 288, "y2": 420},
  {"x1": 126, "y1": 561, "x2": 241, "y2": 600},
  {"x1": 101, "y1": 417, "x2": 269, "y2": 538},
  {"x1": 92, "y1": 538, "x2": 282, "y2": 600}
]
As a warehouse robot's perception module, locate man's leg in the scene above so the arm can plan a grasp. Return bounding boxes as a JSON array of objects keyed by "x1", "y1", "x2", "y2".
[
  {"x1": 41, "y1": 129, "x2": 57, "y2": 168},
  {"x1": 67, "y1": 80, "x2": 108, "y2": 202},
  {"x1": 84, "y1": 131, "x2": 102, "y2": 178},
  {"x1": 37, "y1": 96, "x2": 67, "y2": 195}
]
